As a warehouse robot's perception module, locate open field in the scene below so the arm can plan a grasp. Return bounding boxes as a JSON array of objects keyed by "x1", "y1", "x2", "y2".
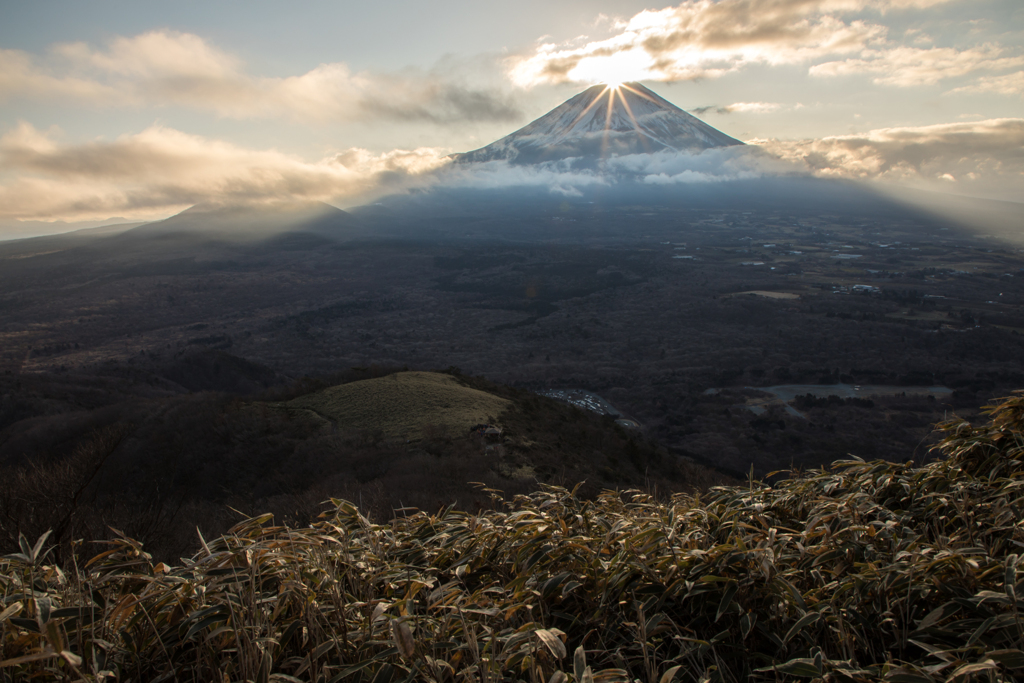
[{"x1": 286, "y1": 371, "x2": 511, "y2": 439}]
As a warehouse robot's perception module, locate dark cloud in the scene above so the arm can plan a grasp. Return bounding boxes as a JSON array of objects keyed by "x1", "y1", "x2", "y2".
[
  {"x1": 360, "y1": 84, "x2": 522, "y2": 124},
  {"x1": 691, "y1": 102, "x2": 784, "y2": 115},
  {"x1": 691, "y1": 105, "x2": 731, "y2": 115}
]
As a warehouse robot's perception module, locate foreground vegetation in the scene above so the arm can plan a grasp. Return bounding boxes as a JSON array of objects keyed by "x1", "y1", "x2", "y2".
[{"x1": 3, "y1": 394, "x2": 1024, "y2": 682}]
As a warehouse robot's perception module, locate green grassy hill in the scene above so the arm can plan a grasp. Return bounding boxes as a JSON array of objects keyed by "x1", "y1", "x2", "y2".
[
  {"x1": 285, "y1": 371, "x2": 512, "y2": 440},
  {"x1": 3, "y1": 393, "x2": 1024, "y2": 681}
]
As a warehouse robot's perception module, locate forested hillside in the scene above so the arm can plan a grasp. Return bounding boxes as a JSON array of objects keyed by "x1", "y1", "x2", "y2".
[{"x1": 0, "y1": 368, "x2": 724, "y2": 562}]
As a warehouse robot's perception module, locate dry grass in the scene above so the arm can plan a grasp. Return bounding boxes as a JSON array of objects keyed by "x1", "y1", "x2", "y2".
[
  {"x1": 284, "y1": 371, "x2": 512, "y2": 440},
  {"x1": 3, "y1": 393, "x2": 1024, "y2": 681}
]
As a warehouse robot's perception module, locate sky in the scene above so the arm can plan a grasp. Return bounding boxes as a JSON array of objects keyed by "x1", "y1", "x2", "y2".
[{"x1": 1, "y1": 0, "x2": 1022, "y2": 237}]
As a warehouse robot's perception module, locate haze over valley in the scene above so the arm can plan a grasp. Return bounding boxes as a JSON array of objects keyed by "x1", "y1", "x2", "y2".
[{"x1": 3, "y1": 166, "x2": 1022, "y2": 496}]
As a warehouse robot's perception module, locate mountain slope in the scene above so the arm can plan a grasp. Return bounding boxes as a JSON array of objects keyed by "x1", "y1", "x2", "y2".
[
  {"x1": 454, "y1": 82, "x2": 742, "y2": 165},
  {"x1": 123, "y1": 200, "x2": 358, "y2": 241}
]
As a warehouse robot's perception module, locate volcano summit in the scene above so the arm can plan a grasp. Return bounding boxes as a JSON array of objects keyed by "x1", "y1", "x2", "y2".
[{"x1": 454, "y1": 82, "x2": 743, "y2": 165}]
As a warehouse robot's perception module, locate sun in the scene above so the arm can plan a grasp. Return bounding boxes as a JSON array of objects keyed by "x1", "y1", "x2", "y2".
[{"x1": 565, "y1": 50, "x2": 647, "y2": 89}]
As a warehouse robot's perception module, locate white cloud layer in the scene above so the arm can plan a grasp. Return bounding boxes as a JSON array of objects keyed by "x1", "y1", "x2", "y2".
[
  {"x1": 0, "y1": 123, "x2": 449, "y2": 221},
  {"x1": 2, "y1": 116, "x2": 1021, "y2": 225},
  {"x1": 0, "y1": 31, "x2": 521, "y2": 124},
  {"x1": 753, "y1": 118, "x2": 1024, "y2": 196},
  {"x1": 950, "y1": 70, "x2": 1024, "y2": 96},
  {"x1": 507, "y1": 0, "x2": 1020, "y2": 90},
  {"x1": 811, "y1": 45, "x2": 1024, "y2": 86},
  {"x1": 436, "y1": 145, "x2": 793, "y2": 192}
]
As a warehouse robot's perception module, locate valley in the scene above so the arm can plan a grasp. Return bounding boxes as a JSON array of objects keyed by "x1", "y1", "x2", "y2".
[
  {"x1": 3, "y1": 196, "x2": 1022, "y2": 491},
  {"x1": 1, "y1": 86, "x2": 1022, "y2": 564}
]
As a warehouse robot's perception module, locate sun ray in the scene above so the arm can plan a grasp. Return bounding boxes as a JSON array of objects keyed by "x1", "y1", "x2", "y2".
[
  {"x1": 554, "y1": 84, "x2": 613, "y2": 145},
  {"x1": 618, "y1": 82, "x2": 657, "y2": 105},
  {"x1": 601, "y1": 85, "x2": 617, "y2": 159},
  {"x1": 614, "y1": 87, "x2": 639, "y2": 130},
  {"x1": 614, "y1": 86, "x2": 654, "y2": 155}
]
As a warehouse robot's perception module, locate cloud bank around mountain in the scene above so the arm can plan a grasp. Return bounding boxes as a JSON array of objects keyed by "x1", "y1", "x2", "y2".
[
  {"x1": 0, "y1": 123, "x2": 448, "y2": 221},
  {"x1": 435, "y1": 118, "x2": 1024, "y2": 199},
  {"x1": 753, "y1": 118, "x2": 1024, "y2": 198},
  {"x1": 2, "y1": 115, "x2": 1020, "y2": 226}
]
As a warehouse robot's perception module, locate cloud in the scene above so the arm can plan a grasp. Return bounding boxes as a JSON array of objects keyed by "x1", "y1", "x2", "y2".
[
  {"x1": 691, "y1": 101, "x2": 785, "y2": 115},
  {"x1": 4, "y1": 115, "x2": 1021, "y2": 224},
  {"x1": 507, "y1": 0, "x2": 1013, "y2": 88},
  {"x1": 811, "y1": 45, "x2": 1024, "y2": 85},
  {"x1": 436, "y1": 144, "x2": 796, "y2": 194},
  {"x1": 436, "y1": 118, "x2": 1024, "y2": 201},
  {"x1": 0, "y1": 49, "x2": 121, "y2": 102},
  {"x1": 0, "y1": 31, "x2": 521, "y2": 125},
  {"x1": 0, "y1": 121, "x2": 798, "y2": 223},
  {"x1": 752, "y1": 118, "x2": 1024, "y2": 195},
  {"x1": 949, "y1": 70, "x2": 1024, "y2": 96},
  {"x1": 0, "y1": 123, "x2": 450, "y2": 221}
]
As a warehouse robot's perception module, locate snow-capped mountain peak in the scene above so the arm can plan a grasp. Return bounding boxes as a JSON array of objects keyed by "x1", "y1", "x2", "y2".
[{"x1": 454, "y1": 82, "x2": 742, "y2": 165}]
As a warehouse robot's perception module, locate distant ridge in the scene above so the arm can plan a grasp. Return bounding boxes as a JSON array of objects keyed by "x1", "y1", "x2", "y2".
[
  {"x1": 125, "y1": 201, "x2": 356, "y2": 239},
  {"x1": 454, "y1": 82, "x2": 742, "y2": 165}
]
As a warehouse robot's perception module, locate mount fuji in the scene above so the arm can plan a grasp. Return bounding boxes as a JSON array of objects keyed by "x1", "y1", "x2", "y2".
[{"x1": 454, "y1": 82, "x2": 742, "y2": 165}]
